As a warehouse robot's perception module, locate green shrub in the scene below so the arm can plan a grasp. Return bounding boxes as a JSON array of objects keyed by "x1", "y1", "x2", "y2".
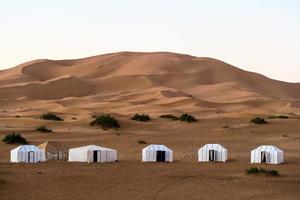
[
  {"x1": 246, "y1": 167, "x2": 279, "y2": 176},
  {"x1": 250, "y1": 117, "x2": 267, "y2": 124},
  {"x1": 36, "y1": 126, "x2": 52, "y2": 133},
  {"x1": 131, "y1": 114, "x2": 150, "y2": 122},
  {"x1": 40, "y1": 113, "x2": 63, "y2": 121},
  {"x1": 246, "y1": 167, "x2": 260, "y2": 174},
  {"x1": 159, "y1": 114, "x2": 179, "y2": 120},
  {"x1": 2, "y1": 133, "x2": 28, "y2": 144},
  {"x1": 89, "y1": 114, "x2": 120, "y2": 130},
  {"x1": 137, "y1": 139, "x2": 147, "y2": 144},
  {"x1": 179, "y1": 113, "x2": 197, "y2": 123}
]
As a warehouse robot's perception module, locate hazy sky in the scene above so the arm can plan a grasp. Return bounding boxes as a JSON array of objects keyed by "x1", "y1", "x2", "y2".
[{"x1": 1, "y1": 0, "x2": 299, "y2": 82}]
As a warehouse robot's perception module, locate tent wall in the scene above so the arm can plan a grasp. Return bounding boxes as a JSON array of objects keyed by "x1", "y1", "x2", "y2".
[
  {"x1": 251, "y1": 145, "x2": 284, "y2": 164},
  {"x1": 68, "y1": 149, "x2": 88, "y2": 162},
  {"x1": 142, "y1": 145, "x2": 173, "y2": 162},
  {"x1": 68, "y1": 145, "x2": 117, "y2": 163},
  {"x1": 10, "y1": 145, "x2": 45, "y2": 163},
  {"x1": 86, "y1": 150, "x2": 117, "y2": 163},
  {"x1": 198, "y1": 144, "x2": 227, "y2": 162}
]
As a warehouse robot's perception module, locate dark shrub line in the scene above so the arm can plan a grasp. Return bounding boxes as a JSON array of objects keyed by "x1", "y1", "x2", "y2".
[
  {"x1": 90, "y1": 114, "x2": 120, "y2": 130},
  {"x1": 268, "y1": 115, "x2": 289, "y2": 119},
  {"x1": 2, "y1": 133, "x2": 28, "y2": 144},
  {"x1": 250, "y1": 117, "x2": 267, "y2": 124},
  {"x1": 159, "y1": 113, "x2": 198, "y2": 123},
  {"x1": 40, "y1": 113, "x2": 63, "y2": 121},
  {"x1": 246, "y1": 167, "x2": 279, "y2": 176},
  {"x1": 179, "y1": 113, "x2": 197, "y2": 123},
  {"x1": 131, "y1": 114, "x2": 151, "y2": 122},
  {"x1": 36, "y1": 126, "x2": 52, "y2": 133}
]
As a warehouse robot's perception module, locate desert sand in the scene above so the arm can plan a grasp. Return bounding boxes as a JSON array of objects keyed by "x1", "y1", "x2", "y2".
[{"x1": 0, "y1": 52, "x2": 300, "y2": 200}]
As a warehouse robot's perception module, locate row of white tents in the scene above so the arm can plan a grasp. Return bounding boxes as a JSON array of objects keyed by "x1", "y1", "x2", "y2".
[{"x1": 10, "y1": 143, "x2": 284, "y2": 164}]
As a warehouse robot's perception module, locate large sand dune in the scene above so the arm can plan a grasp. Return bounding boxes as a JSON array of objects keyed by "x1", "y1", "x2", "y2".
[{"x1": 0, "y1": 51, "x2": 299, "y2": 116}]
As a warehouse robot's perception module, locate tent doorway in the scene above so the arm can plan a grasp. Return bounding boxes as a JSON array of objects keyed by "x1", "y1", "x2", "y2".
[
  {"x1": 93, "y1": 150, "x2": 101, "y2": 162},
  {"x1": 28, "y1": 151, "x2": 35, "y2": 163},
  {"x1": 156, "y1": 151, "x2": 166, "y2": 162},
  {"x1": 261, "y1": 151, "x2": 267, "y2": 163},
  {"x1": 209, "y1": 150, "x2": 216, "y2": 161}
]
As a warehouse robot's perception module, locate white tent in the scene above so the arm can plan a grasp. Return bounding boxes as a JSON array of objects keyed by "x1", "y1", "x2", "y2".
[
  {"x1": 198, "y1": 144, "x2": 227, "y2": 162},
  {"x1": 10, "y1": 145, "x2": 45, "y2": 163},
  {"x1": 68, "y1": 145, "x2": 117, "y2": 163},
  {"x1": 251, "y1": 145, "x2": 284, "y2": 164},
  {"x1": 142, "y1": 144, "x2": 173, "y2": 162}
]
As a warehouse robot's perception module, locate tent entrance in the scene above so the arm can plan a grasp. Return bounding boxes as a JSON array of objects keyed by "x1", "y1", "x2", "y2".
[
  {"x1": 28, "y1": 151, "x2": 35, "y2": 163},
  {"x1": 261, "y1": 151, "x2": 267, "y2": 163},
  {"x1": 156, "y1": 151, "x2": 166, "y2": 162},
  {"x1": 209, "y1": 150, "x2": 216, "y2": 161},
  {"x1": 93, "y1": 150, "x2": 101, "y2": 163}
]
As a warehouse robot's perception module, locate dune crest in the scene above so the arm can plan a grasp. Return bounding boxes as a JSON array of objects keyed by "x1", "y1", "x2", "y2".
[{"x1": 0, "y1": 51, "x2": 299, "y2": 116}]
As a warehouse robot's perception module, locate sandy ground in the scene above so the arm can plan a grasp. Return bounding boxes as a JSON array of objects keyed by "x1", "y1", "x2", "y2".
[
  {"x1": 0, "y1": 52, "x2": 300, "y2": 199},
  {"x1": 0, "y1": 114, "x2": 300, "y2": 200}
]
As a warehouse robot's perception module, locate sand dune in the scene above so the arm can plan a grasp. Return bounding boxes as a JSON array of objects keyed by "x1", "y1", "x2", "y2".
[{"x1": 0, "y1": 51, "x2": 299, "y2": 116}]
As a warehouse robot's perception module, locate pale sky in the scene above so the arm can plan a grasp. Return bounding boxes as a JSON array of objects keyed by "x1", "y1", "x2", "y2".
[{"x1": 0, "y1": 0, "x2": 299, "y2": 82}]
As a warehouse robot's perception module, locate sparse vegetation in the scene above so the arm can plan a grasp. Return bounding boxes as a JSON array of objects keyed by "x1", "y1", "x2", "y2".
[
  {"x1": 2, "y1": 133, "x2": 28, "y2": 144},
  {"x1": 269, "y1": 115, "x2": 289, "y2": 119},
  {"x1": 89, "y1": 114, "x2": 120, "y2": 130},
  {"x1": 159, "y1": 114, "x2": 179, "y2": 120},
  {"x1": 15, "y1": 115, "x2": 21, "y2": 118},
  {"x1": 131, "y1": 114, "x2": 151, "y2": 122},
  {"x1": 137, "y1": 139, "x2": 147, "y2": 144},
  {"x1": 179, "y1": 113, "x2": 197, "y2": 123},
  {"x1": 246, "y1": 167, "x2": 279, "y2": 176},
  {"x1": 36, "y1": 126, "x2": 52, "y2": 133},
  {"x1": 222, "y1": 125, "x2": 230, "y2": 129},
  {"x1": 250, "y1": 117, "x2": 267, "y2": 124},
  {"x1": 40, "y1": 113, "x2": 63, "y2": 121}
]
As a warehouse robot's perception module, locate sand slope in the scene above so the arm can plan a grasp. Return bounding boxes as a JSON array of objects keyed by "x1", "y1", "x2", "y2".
[{"x1": 0, "y1": 51, "x2": 299, "y2": 116}]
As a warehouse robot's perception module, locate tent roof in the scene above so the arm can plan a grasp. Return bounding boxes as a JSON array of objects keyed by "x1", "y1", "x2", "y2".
[
  {"x1": 252, "y1": 145, "x2": 283, "y2": 153},
  {"x1": 69, "y1": 145, "x2": 116, "y2": 152},
  {"x1": 38, "y1": 141, "x2": 66, "y2": 151},
  {"x1": 199, "y1": 144, "x2": 227, "y2": 150},
  {"x1": 143, "y1": 144, "x2": 172, "y2": 151},
  {"x1": 11, "y1": 145, "x2": 41, "y2": 152}
]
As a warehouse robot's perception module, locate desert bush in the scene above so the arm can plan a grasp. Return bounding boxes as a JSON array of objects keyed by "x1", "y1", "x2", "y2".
[
  {"x1": 40, "y1": 113, "x2": 63, "y2": 121},
  {"x1": 15, "y1": 115, "x2": 21, "y2": 118},
  {"x1": 137, "y1": 139, "x2": 147, "y2": 144},
  {"x1": 159, "y1": 114, "x2": 179, "y2": 121},
  {"x1": 246, "y1": 167, "x2": 279, "y2": 176},
  {"x1": 179, "y1": 113, "x2": 197, "y2": 123},
  {"x1": 89, "y1": 114, "x2": 120, "y2": 130},
  {"x1": 2, "y1": 133, "x2": 28, "y2": 144},
  {"x1": 246, "y1": 167, "x2": 260, "y2": 174},
  {"x1": 269, "y1": 115, "x2": 288, "y2": 119},
  {"x1": 36, "y1": 126, "x2": 52, "y2": 133},
  {"x1": 250, "y1": 117, "x2": 267, "y2": 124},
  {"x1": 131, "y1": 114, "x2": 150, "y2": 122},
  {"x1": 222, "y1": 125, "x2": 230, "y2": 129}
]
